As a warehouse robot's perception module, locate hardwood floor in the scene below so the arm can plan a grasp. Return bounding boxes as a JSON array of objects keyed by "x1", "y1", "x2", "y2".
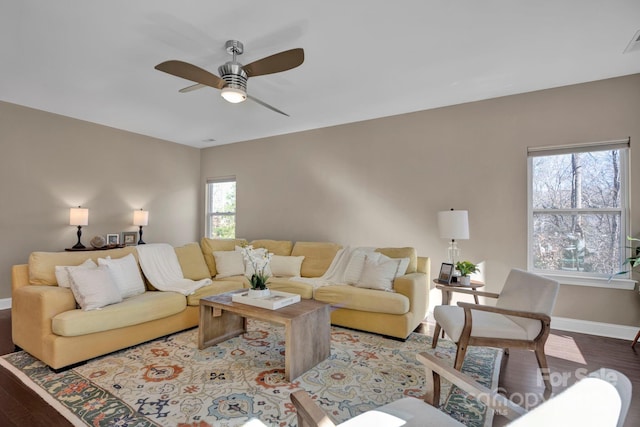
[{"x1": 1, "y1": 309, "x2": 638, "y2": 426}]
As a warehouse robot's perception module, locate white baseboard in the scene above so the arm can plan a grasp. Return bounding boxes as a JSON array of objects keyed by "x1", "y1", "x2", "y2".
[
  {"x1": 0, "y1": 298, "x2": 11, "y2": 310},
  {"x1": 552, "y1": 316, "x2": 638, "y2": 340}
]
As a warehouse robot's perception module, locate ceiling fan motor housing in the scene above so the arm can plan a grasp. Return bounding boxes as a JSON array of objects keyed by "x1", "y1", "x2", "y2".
[{"x1": 218, "y1": 62, "x2": 248, "y2": 93}]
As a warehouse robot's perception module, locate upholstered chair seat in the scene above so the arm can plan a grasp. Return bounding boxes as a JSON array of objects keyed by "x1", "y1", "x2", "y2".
[{"x1": 432, "y1": 268, "x2": 559, "y2": 389}]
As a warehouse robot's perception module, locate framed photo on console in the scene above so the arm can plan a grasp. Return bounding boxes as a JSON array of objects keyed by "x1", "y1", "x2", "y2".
[
  {"x1": 122, "y1": 231, "x2": 138, "y2": 246},
  {"x1": 106, "y1": 234, "x2": 119, "y2": 245},
  {"x1": 438, "y1": 262, "x2": 454, "y2": 284}
]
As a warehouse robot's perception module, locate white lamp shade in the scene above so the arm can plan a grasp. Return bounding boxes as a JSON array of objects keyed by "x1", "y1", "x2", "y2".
[
  {"x1": 133, "y1": 209, "x2": 149, "y2": 226},
  {"x1": 438, "y1": 210, "x2": 469, "y2": 240},
  {"x1": 69, "y1": 207, "x2": 88, "y2": 226}
]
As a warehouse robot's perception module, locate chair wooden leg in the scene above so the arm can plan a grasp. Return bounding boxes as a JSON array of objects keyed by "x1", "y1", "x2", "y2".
[
  {"x1": 534, "y1": 346, "x2": 552, "y2": 390},
  {"x1": 432, "y1": 323, "x2": 441, "y2": 348},
  {"x1": 632, "y1": 329, "x2": 640, "y2": 348},
  {"x1": 453, "y1": 340, "x2": 468, "y2": 370}
]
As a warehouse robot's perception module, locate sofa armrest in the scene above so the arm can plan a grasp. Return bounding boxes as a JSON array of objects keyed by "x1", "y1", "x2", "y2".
[
  {"x1": 416, "y1": 256, "x2": 430, "y2": 275},
  {"x1": 393, "y1": 272, "x2": 428, "y2": 318},
  {"x1": 12, "y1": 264, "x2": 30, "y2": 293},
  {"x1": 12, "y1": 285, "x2": 76, "y2": 347}
]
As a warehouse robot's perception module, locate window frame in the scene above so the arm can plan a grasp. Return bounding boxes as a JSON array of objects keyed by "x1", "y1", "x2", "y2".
[
  {"x1": 526, "y1": 138, "x2": 634, "y2": 289},
  {"x1": 205, "y1": 177, "x2": 236, "y2": 239}
]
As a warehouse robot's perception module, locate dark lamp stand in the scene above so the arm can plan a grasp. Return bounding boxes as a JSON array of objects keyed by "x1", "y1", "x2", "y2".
[
  {"x1": 72, "y1": 225, "x2": 86, "y2": 249},
  {"x1": 138, "y1": 226, "x2": 146, "y2": 245}
]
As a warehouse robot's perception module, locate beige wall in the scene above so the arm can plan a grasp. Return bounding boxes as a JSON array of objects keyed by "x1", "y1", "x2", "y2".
[
  {"x1": 0, "y1": 101, "x2": 202, "y2": 299},
  {"x1": 201, "y1": 74, "x2": 640, "y2": 328}
]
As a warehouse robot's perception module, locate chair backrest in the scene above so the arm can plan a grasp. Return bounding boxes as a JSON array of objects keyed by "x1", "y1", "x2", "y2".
[
  {"x1": 508, "y1": 368, "x2": 631, "y2": 426},
  {"x1": 496, "y1": 269, "x2": 559, "y2": 315}
]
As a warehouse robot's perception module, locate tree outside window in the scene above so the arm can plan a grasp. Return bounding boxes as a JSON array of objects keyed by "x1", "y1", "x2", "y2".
[
  {"x1": 529, "y1": 144, "x2": 629, "y2": 277},
  {"x1": 206, "y1": 179, "x2": 236, "y2": 238}
]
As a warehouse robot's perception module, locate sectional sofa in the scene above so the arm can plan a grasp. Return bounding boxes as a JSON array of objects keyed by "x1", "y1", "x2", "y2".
[{"x1": 11, "y1": 239, "x2": 429, "y2": 370}]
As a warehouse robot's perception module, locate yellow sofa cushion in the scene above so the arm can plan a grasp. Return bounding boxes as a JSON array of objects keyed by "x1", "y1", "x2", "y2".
[
  {"x1": 200, "y1": 238, "x2": 248, "y2": 277},
  {"x1": 51, "y1": 291, "x2": 186, "y2": 337},
  {"x1": 267, "y1": 278, "x2": 314, "y2": 299},
  {"x1": 175, "y1": 242, "x2": 211, "y2": 280},
  {"x1": 291, "y1": 242, "x2": 342, "y2": 278},
  {"x1": 375, "y1": 247, "x2": 417, "y2": 274},
  {"x1": 314, "y1": 285, "x2": 409, "y2": 315},
  {"x1": 28, "y1": 247, "x2": 138, "y2": 286},
  {"x1": 186, "y1": 281, "x2": 247, "y2": 306},
  {"x1": 249, "y1": 239, "x2": 293, "y2": 256}
]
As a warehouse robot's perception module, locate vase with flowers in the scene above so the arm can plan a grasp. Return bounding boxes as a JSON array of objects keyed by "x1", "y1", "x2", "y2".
[{"x1": 241, "y1": 246, "x2": 273, "y2": 298}]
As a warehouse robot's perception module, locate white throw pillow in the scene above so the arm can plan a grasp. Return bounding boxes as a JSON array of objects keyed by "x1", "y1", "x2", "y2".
[
  {"x1": 270, "y1": 255, "x2": 305, "y2": 277},
  {"x1": 97, "y1": 254, "x2": 146, "y2": 298},
  {"x1": 213, "y1": 250, "x2": 245, "y2": 278},
  {"x1": 355, "y1": 254, "x2": 401, "y2": 292},
  {"x1": 55, "y1": 258, "x2": 98, "y2": 288},
  {"x1": 343, "y1": 250, "x2": 381, "y2": 285},
  {"x1": 68, "y1": 266, "x2": 123, "y2": 311},
  {"x1": 396, "y1": 257, "x2": 411, "y2": 277}
]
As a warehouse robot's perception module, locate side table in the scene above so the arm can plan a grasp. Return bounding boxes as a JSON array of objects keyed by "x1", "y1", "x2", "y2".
[
  {"x1": 434, "y1": 279, "x2": 485, "y2": 338},
  {"x1": 433, "y1": 279, "x2": 485, "y2": 305}
]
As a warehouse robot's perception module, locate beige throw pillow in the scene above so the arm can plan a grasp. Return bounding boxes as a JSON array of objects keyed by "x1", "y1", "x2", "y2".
[
  {"x1": 270, "y1": 255, "x2": 305, "y2": 277},
  {"x1": 69, "y1": 266, "x2": 123, "y2": 311},
  {"x1": 55, "y1": 258, "x2": 98, "y2": 288},
  {"x1": 355, "y1": 254, "x2": 401, "y2": 292},
  {"x1": 213, "y1": 250, "x2": 245, "y2": 278},
  {"x1": 343, "y1": 250, "x2": 379, "y2": 285},
  {"x1": 97, "y1": 254, "x2": 146, "y2": 298}
]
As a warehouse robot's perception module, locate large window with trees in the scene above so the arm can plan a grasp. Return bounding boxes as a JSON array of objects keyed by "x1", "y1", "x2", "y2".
[
  {"x1": 205, "y1": 177, "x2": 236, "y2": 239},
  {"x1": 528, "y1": 139, "x2": 630, "y2": 279}
]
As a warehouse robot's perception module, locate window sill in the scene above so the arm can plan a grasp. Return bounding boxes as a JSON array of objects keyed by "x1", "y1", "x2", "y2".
[{"x1": 538, "y1": 273, "x2": 636, "y2": 290}]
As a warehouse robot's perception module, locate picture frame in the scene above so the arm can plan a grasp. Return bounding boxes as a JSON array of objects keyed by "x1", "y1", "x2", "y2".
[
  {"x1": 106, "y1": 233, "x2": 120, "y2": 245},
  {"x1": 438, "y1": 262, "x2": 454, "y2": 284},
  {"x1": 122, "y1": 231, "x2": 138, "y2": 246}
]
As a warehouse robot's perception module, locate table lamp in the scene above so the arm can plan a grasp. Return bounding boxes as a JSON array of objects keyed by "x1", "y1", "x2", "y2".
[
  {"x1": 133, "y1": 209, "x2": 149, "y2": 245},
  {"x1": 69, "y1": 206, "x2": 89, "y2": 249},
  {"x1": 437, "y1": 209, "x2": 469, "y2": 266}
]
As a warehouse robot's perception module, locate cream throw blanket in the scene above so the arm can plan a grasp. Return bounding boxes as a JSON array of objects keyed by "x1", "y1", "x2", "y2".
[
  {"x1": 291, "y1": 246, "x2": 363, "y2": 289},
  {"x1": 137, "y1": 243, "x2": 212, "y2": 295}
]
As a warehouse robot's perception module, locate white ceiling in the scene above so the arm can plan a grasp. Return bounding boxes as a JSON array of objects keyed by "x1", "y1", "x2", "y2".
[{"x1": 2, "y1": 1, "x2": 639, "y2": 148}]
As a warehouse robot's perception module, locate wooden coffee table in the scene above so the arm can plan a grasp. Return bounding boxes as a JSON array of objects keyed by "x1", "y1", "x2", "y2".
[{"x1": 198, "y1": 289, "x2": 331, "y2": 381}]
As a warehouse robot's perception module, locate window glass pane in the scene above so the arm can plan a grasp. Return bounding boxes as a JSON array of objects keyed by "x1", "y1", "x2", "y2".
[
  {"x1": 209, "y1": 181, "x2": 236, "y2": 214},
  {"x1": 209, "y1": 215, "x2": 235, "y2": 239},
  {"x1": 532, "y1": 151, "x2": 621, "y2": 210},
  {"x1": 532, "y1": 212, "x2": 621, "y2": 275},
  {"x1": 206, "y1": 179, "x2": 236, "y2": 239}
]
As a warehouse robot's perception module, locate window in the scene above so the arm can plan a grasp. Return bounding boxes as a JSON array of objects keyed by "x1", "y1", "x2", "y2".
[
  {"x1": 527, "y1": 139, "x2": 630, "y2": 280},
  {"x1": 205, "y1": 177, "x2": 236, "y2": 239}
]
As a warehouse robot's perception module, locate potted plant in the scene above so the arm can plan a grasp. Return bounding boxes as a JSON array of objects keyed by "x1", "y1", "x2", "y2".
[
  {"x1": 455, "y1": 260, "x2": 479, "y2": 286},
  {"x1": 611, "y1": 236, "x2": 640, "y2": 278},
  {"x1": 241, "y1": 246, "x2": 273, "y2": 298}
]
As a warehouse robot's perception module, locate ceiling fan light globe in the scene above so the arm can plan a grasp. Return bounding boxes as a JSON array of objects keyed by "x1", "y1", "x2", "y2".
[{"x1": 221, "y1": 87, "x2": 247, "y2": 103}]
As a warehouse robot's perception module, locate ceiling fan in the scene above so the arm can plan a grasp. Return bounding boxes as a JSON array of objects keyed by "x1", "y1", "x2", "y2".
[{"x1": 155, "y1": 40, "x2": 304, "y2": 116}]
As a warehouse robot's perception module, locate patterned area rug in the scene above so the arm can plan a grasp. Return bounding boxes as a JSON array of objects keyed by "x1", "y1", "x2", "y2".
[{"x1": 0, "y1": 320, "x2": 501, "y2": 427}]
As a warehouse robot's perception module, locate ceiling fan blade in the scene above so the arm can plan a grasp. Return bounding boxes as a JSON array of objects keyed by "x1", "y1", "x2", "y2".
[
  {"x1": 243, "y1": 48, "x2": 304, "y2": 77},
  {"x1": 155, "y1": 60, "x2": 226, "y2": 90},
  {"x1": 179, "y1": 83, "x2": 206, "y2": 93},
  {"x1": 247, "y1": 95, "x2": 289, "y2": 117}
]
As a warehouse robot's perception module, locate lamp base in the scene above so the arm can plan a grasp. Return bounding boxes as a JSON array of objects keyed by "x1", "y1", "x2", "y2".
[
  {"x1": 138, "y1": 226, "x2": 146, "y2": 245},
  {"x1": 72, "y1": 226, "x2": 85, "y2": 249}
]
